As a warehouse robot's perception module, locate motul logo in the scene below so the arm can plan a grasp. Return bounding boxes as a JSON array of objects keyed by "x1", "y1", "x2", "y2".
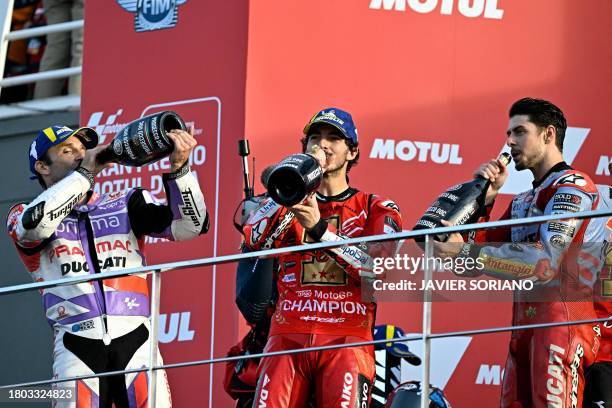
[
  {"x1": 596, "y1": 155, "x2": 611, "y2": 176},
  {"x1": 159, "y1": 312, "x2": 195, "y2": 343},
  {"x1": 369, "y1": 0, "x2": 504, "y2": 19},
  {"x1": 475, "y1": 364, "x2": 504, "y2": 385},
  {"x1": 369, "y1": 138, "x2": 463, "y2": 165}
]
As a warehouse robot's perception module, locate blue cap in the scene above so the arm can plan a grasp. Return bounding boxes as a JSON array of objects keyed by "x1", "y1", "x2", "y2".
[
  {"x1": 303, "y1": 107, "x2": 358, "y2": 146},
  {"x1": 374, "y1": 324, "x2": 422, "y2": 366},
  {"x1": 28, "y1": 125, "x2": 99, "y2": 179}
]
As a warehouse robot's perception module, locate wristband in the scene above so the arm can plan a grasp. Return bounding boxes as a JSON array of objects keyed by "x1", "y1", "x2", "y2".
[
  {"x1": 164, "y1": 161, "x2": 190, "y2": 180},
  {"x1": 306, "y1": 218, "x2": 328, "y2": 241},
  {"x1": 75, "y1": 166, "x2": 94, "y2": 188}
]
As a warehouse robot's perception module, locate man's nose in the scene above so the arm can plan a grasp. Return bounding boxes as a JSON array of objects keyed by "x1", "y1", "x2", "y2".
[
  {"x1": 506, "y1": 135, "x2": 515, "y2": 147},
  {"x1": 318, "y1": 137, "x2": 332, "y2": 149}
]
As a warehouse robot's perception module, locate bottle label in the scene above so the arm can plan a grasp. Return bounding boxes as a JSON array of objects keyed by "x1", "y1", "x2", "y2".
[
  {"x1": 455, "y1": 204, "x2": 477, "y2": 225},
  {"x1": 136, "y1": 121, "x2": 153, "y2": 155},
  {"x1": 123, "y1": 136, "x2": 137, "y2": 160},
  {"x1": 426, "y1": 206, "x2": 447, "y2": 217},
  {"x1": 416, "y1": 219, "x2": 437, "y2": 228},
  {"x1": 440, "y1": 192, "x2": 460, "y2": 202},
  {"x1": 150, "y1": 117, "x2": 168, "y2": 150},
  {"x1": 447, "y1": 183, "x2": 464, "y2": 192},
  {"x1": 113, "y1": 138, "x2": 123, "y2": 156}
]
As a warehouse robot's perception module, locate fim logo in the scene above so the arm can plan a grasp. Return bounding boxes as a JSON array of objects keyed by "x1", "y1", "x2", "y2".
[{"x1": 117, "y1": 0, "x2": 188, "y2": 32}]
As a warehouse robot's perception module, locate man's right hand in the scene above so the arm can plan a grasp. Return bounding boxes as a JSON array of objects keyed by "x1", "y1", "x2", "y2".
[
  {"x1": 80, "y1": 145, "x2": 113, "y2": 176},
  {"x1": 475, "y1": 158, "x2": 509, "y2": 205}
]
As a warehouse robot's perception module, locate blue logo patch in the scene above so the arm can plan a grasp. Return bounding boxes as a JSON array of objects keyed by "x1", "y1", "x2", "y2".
[
  {"x1": 282, "y1": 273, "x2": 296, "y2": 283},
  {"x1": 117, "y1": 0, "x2": 187, "y2": 32}
]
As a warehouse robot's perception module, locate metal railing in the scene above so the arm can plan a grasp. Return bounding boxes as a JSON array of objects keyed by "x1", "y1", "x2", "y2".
[
  {"x1": 0, "y1": 0, "x2": 83, "y2": 94},
  {"x1": 0, "y1": 208, "x2": 611, "y2": 407}
]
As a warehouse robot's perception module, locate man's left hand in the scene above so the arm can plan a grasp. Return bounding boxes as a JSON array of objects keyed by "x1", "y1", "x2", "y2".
[
  {"x1": 288, "y1": 194, "x2": 320, "y2": 230},
  {"x1": 167, "y1": 125, "x2": 197, "y2": 172}
]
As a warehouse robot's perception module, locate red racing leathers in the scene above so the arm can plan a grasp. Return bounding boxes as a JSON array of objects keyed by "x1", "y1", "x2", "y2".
[
  {"x1": 461, "y1": 162, "x2": 605, "y2": 408},
  {"x1": 593, "y1": 184, "x2": 612, "y2": 363},
  {"x1": 242, "y1": 188, "x2": 402, "y2": 408},
  {"x1": 583, "y1": 184, "x2": 612, "y2": 406}
]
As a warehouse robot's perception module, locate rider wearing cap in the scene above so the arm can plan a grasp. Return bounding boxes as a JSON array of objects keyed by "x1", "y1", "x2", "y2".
[
  {"x1": 242, "y1": 107, "x2": 403, "y2": 407},
  {"x1": 7, "y1": 124, "x2": 208, "y2": 407}
]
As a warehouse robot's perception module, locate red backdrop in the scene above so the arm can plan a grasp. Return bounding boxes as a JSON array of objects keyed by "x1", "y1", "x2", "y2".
[{"x1": 82, "y1": 0, "x2": 611, "y2": 406}]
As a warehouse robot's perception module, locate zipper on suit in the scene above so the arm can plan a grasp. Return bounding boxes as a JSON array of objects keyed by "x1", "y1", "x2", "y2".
[{"x1": 78, "y1": 212, "x2": 111, "y2": 345}]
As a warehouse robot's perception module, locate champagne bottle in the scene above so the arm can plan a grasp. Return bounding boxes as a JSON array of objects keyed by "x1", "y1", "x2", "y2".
[
  {"x1": 96, "y1": 111, "x2": 185, "y2": 166},
  {"x1": 266, "y1": 146, "x2": 324, "y2": 206},
  {"x1": 413, "y1": 153, "x2": 512, "y2": 241}
]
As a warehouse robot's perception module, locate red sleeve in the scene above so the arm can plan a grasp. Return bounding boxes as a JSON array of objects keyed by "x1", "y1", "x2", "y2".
[
  {"x1": 362, "y1": 196, "x2": 403, "y2": 258},
  {"x1": 241, "y1": 198, "x2": 294, "y2": 251},
  {"x1": 6, "y1": 203, "x2": 45, "y2": 273}
]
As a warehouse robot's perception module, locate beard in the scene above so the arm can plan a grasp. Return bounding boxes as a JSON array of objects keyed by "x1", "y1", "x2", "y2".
[{"x1": 514, "y1": 160, "x2": 527, "y2": 171}]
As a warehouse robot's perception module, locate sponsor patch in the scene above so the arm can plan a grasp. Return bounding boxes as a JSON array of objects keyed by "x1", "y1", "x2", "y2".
[
  {"x1": 569, "y1": 343, "x2": 584, "y2": 408},
  {"x1": 553, "y1": 193, "x2": 582, "y2": 206},
  {"x1": 356, "y1": 374, "x2": 371, "y2": 408},
  {"x1": 71, "y1": 319, "x2": 95, "y2": 333},
  {"x1": 251, "y1": 219, "x2": 267, "y2": 244},
  {"x1": 546, "y1": 343, "x2": 565, "y2": 405},
  {"x1": 22, "y1": 201, "x2": 45, "y2": 229},
  {"x1": 256, "y1": 373, "x2": 270, "y2": 407},
  {"x1": 48, "y1": 194, "x2": 82, "y2": 221},
  {"x1": 549, "y1": 234, "x2": 568, "y2": 250},
  {"x1": 282, "y1": 273, "x2": 296, "y2": 283},
  {"x1": 180, "y1": 188, "x2": 201, "y2": 227},
  {"x1": 551, "y1": 203, "x2": 581, "y2": 213},
  {"x1": 555, "y1": 173, "x2": 587, "y2": 187},
  {"x1": 547, "y1": 222, "x2": 576, "y2": 237}
]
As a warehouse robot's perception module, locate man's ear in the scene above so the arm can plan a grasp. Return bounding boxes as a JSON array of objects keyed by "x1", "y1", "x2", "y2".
[
  {"x1": 347, "y1": 146, "x2": 358, "y2": 161},
  {"x1": 34, "y1": 160, "x2": 50, "y2": 176},
  {"x1": 545, "y1": 125, "x2": 556, "y2": 144}
]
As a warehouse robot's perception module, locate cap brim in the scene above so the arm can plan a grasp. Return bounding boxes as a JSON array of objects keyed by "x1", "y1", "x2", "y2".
[
  {"x1": 388, "y1": 344, "x2": 422, "y2": 366},
  {"x1": 303, "y1": 119, "x2": 349, "y2": 140},
  {"x1": 71, "y1": 127, "x2": 99, "y2": 149}
]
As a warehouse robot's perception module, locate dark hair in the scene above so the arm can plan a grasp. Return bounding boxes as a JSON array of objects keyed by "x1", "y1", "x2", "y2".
[
  {"x1": 300, "y1": 125, "x2": 360, "y2": 172},
  {"x1": 509, "y1": 97, "x2": 567, "y2": 152},
  {"x1": 36, "y1": 150, "x2": 52, "y2": 189}
]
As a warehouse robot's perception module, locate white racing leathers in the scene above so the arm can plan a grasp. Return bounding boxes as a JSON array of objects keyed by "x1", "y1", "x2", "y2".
[{"x1": 7, "y1": 165, "x2": 208, "y2": 407}]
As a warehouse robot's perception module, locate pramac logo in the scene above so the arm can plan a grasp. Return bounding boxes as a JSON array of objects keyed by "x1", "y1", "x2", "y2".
[{"x1": 117, "y1": 0, "x2": 188, "y2": 32}]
